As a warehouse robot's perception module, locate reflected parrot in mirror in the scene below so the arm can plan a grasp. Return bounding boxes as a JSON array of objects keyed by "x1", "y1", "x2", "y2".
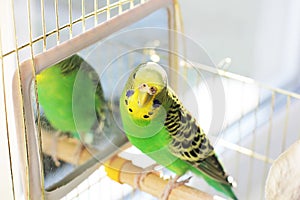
[{"x1": 36, "y1": 54, "x2": 108, "y2": 166}]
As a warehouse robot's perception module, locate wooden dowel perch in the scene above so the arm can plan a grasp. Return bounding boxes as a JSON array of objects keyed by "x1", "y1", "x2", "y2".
[
  {"x1": 41, "y1": 131, "x2": 216, "y2": 199},
  {"x1": 42, "y1": 131, "x2": 97, "y2": 165},
  {"x1": 105, "y1": 156, "x2": 214, "y2": 200}
]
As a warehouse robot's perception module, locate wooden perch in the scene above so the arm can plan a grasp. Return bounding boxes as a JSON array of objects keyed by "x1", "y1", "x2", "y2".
[
  {"x1": 105, "y1": 156, "x2": 214, "y2": 200},
  {"x1": 41, "y1": 131, "x2": 216, "y2": 199},
  {"x1": 41, "y1": 130, "x2": 131, "y2": 165},
  {"x1": 41, "y1": 130, "x2": 97, "y2": 165}
]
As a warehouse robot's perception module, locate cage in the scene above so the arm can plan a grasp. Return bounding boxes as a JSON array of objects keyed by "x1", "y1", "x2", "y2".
[{"x1": 1, "y1": 0, "x2": 300, "y2": 200}]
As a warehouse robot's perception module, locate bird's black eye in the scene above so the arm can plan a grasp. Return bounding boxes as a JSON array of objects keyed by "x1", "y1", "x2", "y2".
[
  {"x1": 142, "y1": 83, "x2": 146, "y2": 87},
  {"x1": 133, "y1": 73, "x2": 136, "y2": 79},
  {"x1": 129, "y1": 108, "x2": 133, "y2": 112}
]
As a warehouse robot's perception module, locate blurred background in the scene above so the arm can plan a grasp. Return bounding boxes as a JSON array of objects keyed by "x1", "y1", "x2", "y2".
[{"x1": 179, "y1": 0, "x2": 300, "y2": 90}]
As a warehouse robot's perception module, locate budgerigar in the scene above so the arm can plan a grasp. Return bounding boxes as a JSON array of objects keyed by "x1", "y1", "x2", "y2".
[
  {"x1": 36, "y1": 54, "x2": 107, "y2": 166},
  {"x1": 120, "y1": 62, "x2": 237, "y2": 199}
]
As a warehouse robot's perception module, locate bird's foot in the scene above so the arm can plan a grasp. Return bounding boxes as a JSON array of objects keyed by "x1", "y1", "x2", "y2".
[
  {"x1": 51, "y1": 131, "x2": 61, "y2": 167},
  {"x1": 51, "y1": 155, "x2": 61, "y2": 167},
  {"x1": 73, "y1": 142, "x2": 86, "y2": 166},
  {"x1": 133, "y1": 164, "x2": 160, "y2": 190},
  {"x1": 160, "y1": 175, "x2": 192, "y2": 200}
]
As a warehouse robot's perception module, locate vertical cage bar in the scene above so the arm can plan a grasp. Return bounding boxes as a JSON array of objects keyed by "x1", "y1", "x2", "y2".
[
  {"x1": 94, "y1": 0, "x2": 98, "y2": 26},
  {"x1": 168, "y1": 0, "x2": 179, "y2": 91},
  {"x1": 260, "y1": 91, "x2": 275, "y2": 199},
  {"x1": 0, "y1": 21, "x2": 16, "y2": 200},
  {"x1": 26, "y1": 0, "x2": 45, "y2": 198},
  {"x1": 118, "y1": 0, "x2": 123, "y2": 14},
  {"x1": 40, "y1": 0, "x2": 47, "y2": 51},
  {"x1": 234, "y1": 82, "x2": 246, "y2": 178},
  {"x1": 10, "y1": 0, "x2": 30, "y2": 197},
  {"x1": 107, "y1": 0, "x2": 111, "y2": 20},
  {"x1": 54, "y1": 0, "x2": 60, "y2": 44},
  {"x1": 130, "y1": 0, "x2": 134, "y2": 9},
  {"x1": 246, "y1": 87, "x2": 261, "y2": 200},
  {"x1": 82, "y1": 0, "x2": 86, "y2": 32},
  {"x1": 69, "y1": 0, "x2": 73, "y2": 39},
  {"x1": 281, "y1": 95, "x2": 290, "y2": 151}
]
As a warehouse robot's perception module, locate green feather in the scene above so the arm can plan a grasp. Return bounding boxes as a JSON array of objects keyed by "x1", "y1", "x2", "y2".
[
  {"x1": 37, "y1": 54, "x2": 106, "y2": 140},
  {"x1": 120, "y1": 62, "x2": 238, "y2": 199}
]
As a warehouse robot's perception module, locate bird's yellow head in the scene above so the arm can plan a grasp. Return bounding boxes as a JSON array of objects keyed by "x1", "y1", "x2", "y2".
[{"x1": 123, "y1": 62, "x2": 167, "y2": 121}]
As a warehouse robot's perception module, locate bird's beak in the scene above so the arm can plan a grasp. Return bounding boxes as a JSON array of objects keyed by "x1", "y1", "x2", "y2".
[{"x1": 138, "y1": 92, "x2": 151, "y2": 107}]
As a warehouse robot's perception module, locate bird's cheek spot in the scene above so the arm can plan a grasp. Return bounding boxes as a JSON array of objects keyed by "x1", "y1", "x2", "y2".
[
  {"x1": 153, "y1": 99, "x2": 161, "y2": 108},
  {"x1": 126, "y1": 90, "x2": 134, "y2": 97}
]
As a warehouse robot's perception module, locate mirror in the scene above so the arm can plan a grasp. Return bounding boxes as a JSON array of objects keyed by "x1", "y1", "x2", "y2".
[{"x1": 30, "y1": 8, "x2": 171, "y2": 194}]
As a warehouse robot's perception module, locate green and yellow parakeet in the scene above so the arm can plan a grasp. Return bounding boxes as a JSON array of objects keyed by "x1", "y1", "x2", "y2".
[
  {"x1": 120, "y1": 62, "x2": 237, "y2": 199},
  {"x1": 36, "y1": 54, "x2": 107, "y2": 166}
]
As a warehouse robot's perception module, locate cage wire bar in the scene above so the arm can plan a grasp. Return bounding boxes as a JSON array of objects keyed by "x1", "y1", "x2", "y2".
[{"x1": 1, "y1": 0, "x2": 300, "y2": 199}]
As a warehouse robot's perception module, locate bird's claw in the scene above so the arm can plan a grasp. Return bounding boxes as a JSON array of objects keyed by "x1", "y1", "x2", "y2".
[
  {"x1": 133, "y1": 164, "x2": 160, "y2": 190},
  {"x1": 51, "y1": 155, "x2": 61, "y2": 167},
  {"x1": 160, "y1": 176, "x2": 192, "y2": 200},
  {"x1": 51, "y1": 131, "x2": 61, "y2": 167},
  {"x1": 73, "y1": 141, "x2": 85, "y2": 166}
]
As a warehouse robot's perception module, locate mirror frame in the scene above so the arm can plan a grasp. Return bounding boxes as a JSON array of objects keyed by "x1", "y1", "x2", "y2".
[{"x1": 12, "y1": 0, "x2": 177, "y2": 199}]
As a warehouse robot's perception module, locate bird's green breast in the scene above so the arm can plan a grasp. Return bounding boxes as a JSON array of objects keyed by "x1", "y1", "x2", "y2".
[
  {"x1": 120, "y1": 96, "x2": 190, "y2": 175},
  {"x1": 37, "y1": 65, "x2": 100, "y2": 133}
]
